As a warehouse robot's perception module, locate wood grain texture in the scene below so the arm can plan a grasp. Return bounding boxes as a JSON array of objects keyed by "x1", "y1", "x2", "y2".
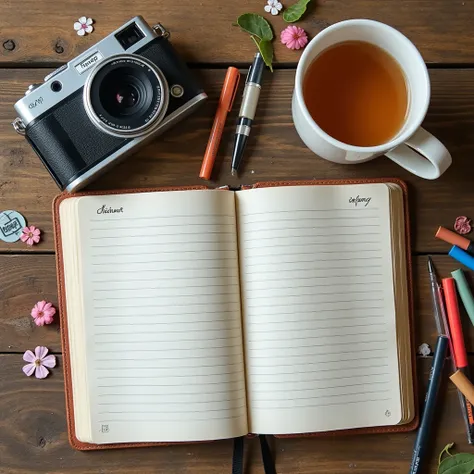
[
  {"x1": 1, "y1": 255, "x2": 473, "y2": 354},
  {"x1": 0, "y1": 354, "x2": 468, "y2": 474},
  {"x1": 0, "y1": 255, "x2": 60, "y2": 353},
  {"x1": 0, "y1": 1, "x2": 473, "y2": 65},
  {"x1": 1, "y1": 69, "x2": 474, "y2": 253},
  {"x1": 2, "y1": 1, "x2": 473, "y2": 472}
]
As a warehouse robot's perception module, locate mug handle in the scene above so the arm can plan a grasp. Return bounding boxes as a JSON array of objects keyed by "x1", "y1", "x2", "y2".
[{"x1": 385, "y1": 127, "x2": 452, "y2": 179}]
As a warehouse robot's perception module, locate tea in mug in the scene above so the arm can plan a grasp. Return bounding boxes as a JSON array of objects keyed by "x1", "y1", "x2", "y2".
[{"x1": 303, "y1": 41, "x2": 408, "y2": 147}]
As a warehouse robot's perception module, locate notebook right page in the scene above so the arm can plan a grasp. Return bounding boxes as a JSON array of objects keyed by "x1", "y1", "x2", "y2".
[{"x1": 236, "y1": 184, "x2": 403, "y2": 435}]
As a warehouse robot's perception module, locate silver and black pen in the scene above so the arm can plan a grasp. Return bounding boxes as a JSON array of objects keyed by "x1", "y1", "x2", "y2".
[{"x1": 231, "y1": 53, "x2": 265, "y2": 176}]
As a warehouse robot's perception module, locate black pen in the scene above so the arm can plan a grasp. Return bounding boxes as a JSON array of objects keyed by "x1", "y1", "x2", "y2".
[
  {"x1": 409, "y1": 334, "x2": 448, "y2": 474},
  {"x1": 409, "y1": 258, "x2": 450, "y2": 474},
  {"x1": 231, "y1": 53, "x2": 265, "y2": 176}
]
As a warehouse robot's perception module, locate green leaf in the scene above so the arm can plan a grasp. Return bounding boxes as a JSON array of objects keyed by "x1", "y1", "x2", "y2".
[
  {"x1": 283, "y1": 0, "x2": 312, "y2": 23},
  {"x1": 439, "y1": 443, "x2": 455, "y2": 466},
  {"x1": 253, "y1": 37, "x2": 273, "y2": 72},
  {"x1": 438, "y1": 454, "x2": 474, "y2": 474},
  {"x1": 237, "y1": 13, "x2": 273, "y2": 41},
  {"x1": 236, "y1": 13, "x2": 274, "y2": 71}
]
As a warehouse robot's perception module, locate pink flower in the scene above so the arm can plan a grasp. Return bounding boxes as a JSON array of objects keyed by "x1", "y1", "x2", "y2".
[
  {"x1": 20, "y1": 225, "x2": 41, "y2": 246},
  {"x1": 31, "y1": 300, "x2": 56, "y2": 326},
  {"x1": 455, "y1": 216, "x2": 472, "y2": 235},
  {"x1": 280, "y1": 25, "x2": 309, "y2": 50},
  {"x1": 22, "y1": 346, "x2": 56, "y2": 379}
]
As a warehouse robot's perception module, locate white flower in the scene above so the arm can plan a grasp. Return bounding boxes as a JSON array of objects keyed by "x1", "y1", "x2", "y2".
[
  {"x1": 74, "y1": 16, "x2": 94, "y2": 36},
  {"x1": 417, "y1": 343, "x2": 431, "y2": 357},
  {"x1": 264, "y1": 0, "x2": 283, "y2": 15}
]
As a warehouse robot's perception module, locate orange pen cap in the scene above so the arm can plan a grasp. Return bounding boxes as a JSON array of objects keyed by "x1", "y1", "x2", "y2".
[
  {"x1": 220, "y1": 67, "x2": 240, "y2": 112},
  {"x1": 199, "y1": 67, "x2": 240, "y2": 180}
]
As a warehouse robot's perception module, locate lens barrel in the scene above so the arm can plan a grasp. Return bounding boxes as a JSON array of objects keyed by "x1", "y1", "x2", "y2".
[{"x1": 84, "y1": 54, "x2": 169, "y2": 137}]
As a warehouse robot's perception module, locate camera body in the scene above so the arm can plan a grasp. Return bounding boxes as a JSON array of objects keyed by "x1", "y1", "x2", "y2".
[{"x1": 13, "y1": 17, "x2": 207, "y2": 192}]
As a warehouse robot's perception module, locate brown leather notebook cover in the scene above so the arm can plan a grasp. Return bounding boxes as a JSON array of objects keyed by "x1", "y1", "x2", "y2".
[{"x1": 53, "y1": 179, "x2": 417, "y2": 451}]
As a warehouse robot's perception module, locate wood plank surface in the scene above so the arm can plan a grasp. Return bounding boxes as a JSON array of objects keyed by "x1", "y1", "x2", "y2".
[
  {"x1": 1, "y1": 68, "x2": 474, "y2": 253},
  {"x1": 0, "y1": 354, "x2": 468, "y2": 474},
  {"x1": 0, "y1": 1, "x2": 473, "y2": 66},
  {"x1": 0, "y1": 255, "x2": 59, "y2": 353},
  {"x1": 2, "y1": 1, "x2": 474, "y2": 472},
  {"x1": 3, "y1": 255, "x2": 474, "y2": 353}
]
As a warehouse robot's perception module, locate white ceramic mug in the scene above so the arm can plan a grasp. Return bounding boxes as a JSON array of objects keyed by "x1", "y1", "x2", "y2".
[{"x1": 292, "y1": 19, "x2": 452, "y2": 179}]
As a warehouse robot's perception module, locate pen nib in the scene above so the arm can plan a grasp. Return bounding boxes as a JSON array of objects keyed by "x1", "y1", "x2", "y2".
[
  {"x1": 231, "y1": 168, "x2": 237, "y2": 177},
  {"x1": 427, "y1": 256, "x2": 435, "y2": 274}
]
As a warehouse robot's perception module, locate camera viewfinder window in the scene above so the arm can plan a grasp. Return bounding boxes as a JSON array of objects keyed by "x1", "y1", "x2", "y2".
[{"x1": 115, "y1": 23, "x2": 145, "y2": 50}]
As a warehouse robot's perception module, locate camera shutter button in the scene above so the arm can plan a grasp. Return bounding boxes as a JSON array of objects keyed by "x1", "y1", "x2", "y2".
[{"x1": 25, "y1": 84, "x2": 41, "y2": 95}]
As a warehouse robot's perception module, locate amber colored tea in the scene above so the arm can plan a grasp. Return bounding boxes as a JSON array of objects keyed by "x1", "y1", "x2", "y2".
[{"x1": 303, "y1": 41, "x2": 408, "y2": 147}]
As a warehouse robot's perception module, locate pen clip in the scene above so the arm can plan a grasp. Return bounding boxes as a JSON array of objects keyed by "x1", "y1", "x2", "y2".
[
  {"x1": 246, "y1": 63, "x2": 253, "y2": 83},
  {"x1": 228, "y1": 73, "x2": 241, "y2": 112}
]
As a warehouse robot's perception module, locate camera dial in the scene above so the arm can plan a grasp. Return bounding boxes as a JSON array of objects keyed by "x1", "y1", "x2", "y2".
[
  {"x1": 44, "y1": 65, "x2": 68, "y2": 83},
  {"x1": 25, "y1": 84, "x2": 41, "y2": 96}
]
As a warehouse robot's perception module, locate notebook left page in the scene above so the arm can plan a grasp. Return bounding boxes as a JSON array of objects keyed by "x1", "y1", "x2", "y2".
[{"x1": 59, "y1": 189, "x2": 248, "y2": 444}]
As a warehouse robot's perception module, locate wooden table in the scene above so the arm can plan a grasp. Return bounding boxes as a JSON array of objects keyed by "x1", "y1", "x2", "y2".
[{"x1": 1, "y1": 1, "x2": 474, "y2": 472}]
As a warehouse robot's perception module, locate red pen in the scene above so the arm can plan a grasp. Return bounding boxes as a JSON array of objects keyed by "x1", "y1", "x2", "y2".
[
  {"x1": 199, "y1": 67, "x2": 240, "y2": 180},
  {"x1": 443, "y1": 277, "x2": 469, "y2": 369},
  {"x1": 443, "y1": 277, "x2": 474, "y2": 435}
]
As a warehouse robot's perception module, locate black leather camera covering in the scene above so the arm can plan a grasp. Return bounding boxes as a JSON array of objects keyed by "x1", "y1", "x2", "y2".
[{"x1": 25, "y1": 37, "x2": 205, "y2": 190}]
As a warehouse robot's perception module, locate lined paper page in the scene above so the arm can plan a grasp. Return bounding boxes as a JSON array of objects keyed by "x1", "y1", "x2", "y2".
[
  {"x1": 236, "y1": 184, "x2": 401, "y2": 434},
  {"x1": 74, "y1": 190, "x2": 247, "y2": 443}
]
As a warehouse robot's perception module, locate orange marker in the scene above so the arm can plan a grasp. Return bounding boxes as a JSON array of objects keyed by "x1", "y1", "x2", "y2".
[
  {"x1": 199, "y1": 67, "x2": 240, "y2": 180},
  {"x1": 436, "y1": 226, "x2": 474, "y2": 255}
]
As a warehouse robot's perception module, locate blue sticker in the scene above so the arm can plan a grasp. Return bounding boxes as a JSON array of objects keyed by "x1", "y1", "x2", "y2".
[{"x1": 0, "y1": 210, "x2": 27, "y2": 243}]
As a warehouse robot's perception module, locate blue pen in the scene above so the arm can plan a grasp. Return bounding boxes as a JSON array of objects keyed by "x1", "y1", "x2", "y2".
[{"x1": 409, "y1": 334, "x2": 449, "y2": 474}]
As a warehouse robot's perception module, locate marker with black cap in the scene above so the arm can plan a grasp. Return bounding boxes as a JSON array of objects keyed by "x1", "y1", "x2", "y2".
[{"x1": 231, "y1": 52, "x2": 265, "y2": 176}]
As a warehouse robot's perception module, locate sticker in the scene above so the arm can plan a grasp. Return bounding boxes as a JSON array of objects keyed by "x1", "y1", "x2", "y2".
[{"x1": 0, "y1": 210, "x2": 27, "y2": 243}]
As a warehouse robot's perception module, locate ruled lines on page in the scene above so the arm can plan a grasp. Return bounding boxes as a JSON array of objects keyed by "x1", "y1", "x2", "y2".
[
  {"x1": 236, "y1": 185, "x2": 402, "y2": 434},
  {"x1": 76, "y1": 190, "x2": 248, "y2": 443}
]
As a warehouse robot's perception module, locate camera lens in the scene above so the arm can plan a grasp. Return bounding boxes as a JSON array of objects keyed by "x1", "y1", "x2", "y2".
[
  {"x1": 100, "y1": 72, "x2": 144, "y2": 117},
  {"x1": 115, "y1": 84, "x2": 139, "y2": 108},
  {"x1": 84, "y1": 55, "x2": 169, "y2": 137}
]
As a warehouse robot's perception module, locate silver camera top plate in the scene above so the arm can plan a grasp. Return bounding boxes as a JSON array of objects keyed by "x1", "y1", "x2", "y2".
[{"x1": 13, "y1": 16, "x2": 161, "y2": 128}]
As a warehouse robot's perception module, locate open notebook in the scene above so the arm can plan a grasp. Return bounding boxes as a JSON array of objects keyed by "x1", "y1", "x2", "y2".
[{"x1": 53, "y1": 180, "x2": 416, "y2": 449}]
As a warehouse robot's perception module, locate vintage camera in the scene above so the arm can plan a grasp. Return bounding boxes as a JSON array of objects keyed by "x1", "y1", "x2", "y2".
[{"x1": 12, "y1": 17, "x2": 207, "y2": 192}]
